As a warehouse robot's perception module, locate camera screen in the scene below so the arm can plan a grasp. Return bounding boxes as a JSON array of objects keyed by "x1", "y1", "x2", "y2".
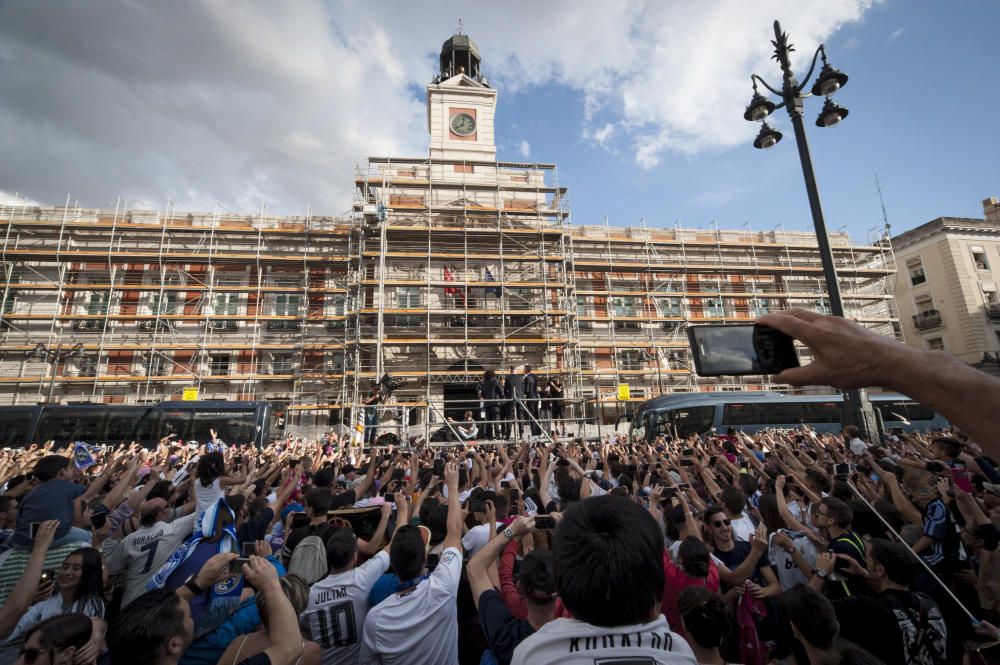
[{"x1": 688, "y1": 324, "x2": 798, "y2": 376}]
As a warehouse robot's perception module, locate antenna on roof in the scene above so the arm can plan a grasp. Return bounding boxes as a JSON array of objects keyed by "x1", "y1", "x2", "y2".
[
  {"x1": 874, "y1": 173, "x2": 890, "y2": 232},
  {"x1": 456, "y1": 18, "x2": 464, "y2": 35}
]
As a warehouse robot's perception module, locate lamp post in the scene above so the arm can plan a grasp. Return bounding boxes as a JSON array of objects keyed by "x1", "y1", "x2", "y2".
[
  {"x1": 29, "y1": 342, "x2": 84, "y2": 404},
  {"x1": 745, "y1": 20, "x2": 880, "y2": 439}
]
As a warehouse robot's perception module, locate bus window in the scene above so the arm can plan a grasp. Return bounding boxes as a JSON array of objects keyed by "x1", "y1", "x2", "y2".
[
  {"x1": 876, "y1": 402, "x2": 908, "y2": 422},
  {"x1": 722, "y1": 403, "x2": 756, "y2": 426},
  {"x1": 671, "y1": 406, "x2": 715, "y2": 437},
  {"x1": 631, "y1": 411, "x2": 647, "y2": 442},
  {"x1": 803, "y1": 402, "x2": 841, "y2": 423},
  {"x1": 133, "y1": 412, "x2": 160, "y2": 446},
  {"x1": 0, "y1": 410, "x2": 35, "y2": 447},
  {"x1": 901, "y1": 402, "x2": 935, "y2": 422},
  {"x1": 650, "y1": 412, "x2": 671, "y2": 439},
  {"x1": 35, "y1": 410, "x2": 105, "y2": 446},
  {"x1": 105, "y1": 414, "x2": 138, "y2": 445},
  {"x1": 754, "y1": 402, "x2": 806, "y2": 425},
  {"x1": 158, "y1": 410, "x2": 192, "y2": 441},
  {"x1": 190, "y1": 410, "x2": 257, "y2": 445}
]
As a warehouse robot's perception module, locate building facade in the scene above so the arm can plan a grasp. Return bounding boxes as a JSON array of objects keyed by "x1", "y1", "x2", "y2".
[
  {"x1": 891, "y1": 197, "x2": 1000, "y2": 365},
  {"x1": 0, "y1": 35, "x2": 899, "y2": 438}
]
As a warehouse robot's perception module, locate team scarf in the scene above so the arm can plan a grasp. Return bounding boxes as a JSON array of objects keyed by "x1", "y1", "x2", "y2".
[
  {"x1": 146, "y1": 498, "x2": 243, "y2": 636},
  {"x1": 73, "y1": 442, "x2": 96, "y2": 470}
]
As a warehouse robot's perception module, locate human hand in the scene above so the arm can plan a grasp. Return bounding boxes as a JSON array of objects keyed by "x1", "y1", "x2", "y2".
[
  {"x1": 773, "y1": 531, "x2": 794, "y2": 553},
  {"x1": 748, "y1": 581, "x2": 767, "y2": 599},
  {"x1": 253, "y1": 540, "x2": 271, "y2": 558},
  {"x1": 834, "y1": 553, "x2": 867, "y2": 577},
  {"x1": 241, "y1": 555, "x2": 280, "y2": 592},
  {"x1": 509, "y1": 515, "x2": 535, "y2": 537},
  {"x1": 775, "y1": 475, "x2": 785, "y2": 492},
  {"x1": 757, "y1": 309, "x2": 916, "y2": 390},
  {"x1": 194, "y1": 552, "x2": 239, "y2": 589},
  {"x1": 381, "y1": 501, "x2": 393, "y2": 520},
  {"x1": 31, "y1": 519, "x2": 60, "y2": 553},
  {"x1": 485, "y1": 499, "x2": 497, "y2": 525},
  {"x1": 815, "y1": 552, "x2": 836, "y2": 575},
  {"x1": 444, "y1": 461, "x2": 459, "y2": 489}
]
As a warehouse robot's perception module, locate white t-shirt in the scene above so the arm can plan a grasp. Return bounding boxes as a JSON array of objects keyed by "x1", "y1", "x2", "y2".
[
  {"x1": 194, "y1": 477, "x2": 225, "y2": 514},
  {"x1": 103, "y1": 512, "x2": 198, "y2": 607},
  {"x1": 359, "y1": 546, "x2": 462, "y2": 665},
  {"x1": 767, "y1": 529, "x2": 818, "y2": 591},
  {"x1": 509, "y1": 615, "x2": 697, "y2": 665},
  {"x1": 302, "y1": 551, "x2": 390, "y2": 665},
  {"x1": 729, "y1": 513, "x2": 755, "y2": 542},
  {"x1": 462, "y1": 523, "x2": 493, "y2": 557},
  {"x1": 849, "y1": 437, "x2": 868, "y2": 456}
]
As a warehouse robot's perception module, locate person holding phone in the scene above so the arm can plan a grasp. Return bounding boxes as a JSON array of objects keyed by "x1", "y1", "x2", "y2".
[{"x1": 807, "y1": 497, "x2": 868, "y2": 600}]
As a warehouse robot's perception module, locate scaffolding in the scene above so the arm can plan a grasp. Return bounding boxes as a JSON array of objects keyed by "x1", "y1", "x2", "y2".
[{"x1": 0, "y1": 157, "x2": 898, "y2": 435}]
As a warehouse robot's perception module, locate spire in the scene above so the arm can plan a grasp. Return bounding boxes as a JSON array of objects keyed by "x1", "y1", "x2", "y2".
[{"x1": 435, "y1": 30, "x2": 488, "y2": 86}]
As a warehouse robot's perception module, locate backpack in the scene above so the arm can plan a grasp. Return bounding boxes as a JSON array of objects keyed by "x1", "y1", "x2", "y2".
[{"x1": 288, "y1": 535, "x2": 328, "y2": 585}]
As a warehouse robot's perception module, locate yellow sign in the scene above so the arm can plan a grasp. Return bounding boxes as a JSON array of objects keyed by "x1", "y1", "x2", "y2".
[
  {"x1": 182, "y1": 387, "x2": 199, "y2": 401},
  {"x1": 617, "y1": 383, "x2": 631, "y2": 401}
]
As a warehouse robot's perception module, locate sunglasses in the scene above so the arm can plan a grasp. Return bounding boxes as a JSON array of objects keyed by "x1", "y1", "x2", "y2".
[
  {"x1": 710, "y1": 519, "x2": 731, "y2": 528},
  {"x1": 20, "y1": 648, "x2": 51, "y2": 665}
]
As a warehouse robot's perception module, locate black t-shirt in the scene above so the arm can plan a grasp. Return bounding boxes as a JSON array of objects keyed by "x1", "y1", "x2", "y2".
[
  {"x1": 478, "y1": 589, "x2": 534, "y2": 665},
  {"x1": 825, "y1": 531, "x2": 870, "y2": 600},
  {"x1": 237, "y1": 507, "x2": 274, "y2": 547},
  {"x1": 237, "y1": 653, "x2": 271, "y2": 665},
  {"x1": 834, "y1": 589, "x2": 947, "y2": 665},
  {"x1": 713, "y1": 540, "x2": 770, "y2": 588}
]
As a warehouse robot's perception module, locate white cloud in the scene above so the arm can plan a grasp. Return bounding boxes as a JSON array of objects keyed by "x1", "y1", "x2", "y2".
[
  {"x1": 0, "y1": 1, "x2": 876, "y2": 212},
  {"x1": 519, "y1": 140, "x2": 531, "y2": 158},
  {"x1": 888, "y1": 26, "x2": 905, "y2": 41},
  {"x1": 0, "y1": 191, "x2": 39, "y2": 206}
]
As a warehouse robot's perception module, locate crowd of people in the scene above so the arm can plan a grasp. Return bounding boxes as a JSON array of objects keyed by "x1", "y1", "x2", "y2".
[{"x1": 0, "y1": 310, "x2": 998, "y2": 665}]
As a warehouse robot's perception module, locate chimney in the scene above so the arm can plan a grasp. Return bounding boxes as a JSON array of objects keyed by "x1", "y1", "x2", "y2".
[{"x1": 983, "y1": 197, "x2": 1000, "y2": 223}]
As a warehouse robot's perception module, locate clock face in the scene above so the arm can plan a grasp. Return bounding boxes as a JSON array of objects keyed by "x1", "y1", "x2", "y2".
[{"x1": 450, "y1": 112, "x2": 476, "y2": 137}]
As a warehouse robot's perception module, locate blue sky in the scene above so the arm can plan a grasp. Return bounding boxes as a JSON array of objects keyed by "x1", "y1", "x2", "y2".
[
  {"x1": 492, "y1": 2, "x2": 999, "y2": 239},
  {"x1": 0, "y1": 1, "x2": 996, "y2": 243}
]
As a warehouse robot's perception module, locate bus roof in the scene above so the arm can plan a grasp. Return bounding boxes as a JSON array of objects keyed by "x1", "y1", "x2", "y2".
[{"x1": 636, "y1": 391, "x2": 913, "y2": 414}]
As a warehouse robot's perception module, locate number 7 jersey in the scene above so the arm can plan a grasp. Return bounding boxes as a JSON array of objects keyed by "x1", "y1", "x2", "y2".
[{"x1": 302, "y1": 550, "x2": 390, "y2": 665}]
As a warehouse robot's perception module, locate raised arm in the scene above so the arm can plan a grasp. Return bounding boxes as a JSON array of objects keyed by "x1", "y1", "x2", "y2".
[
  {"x1": 0, "y1": 521, "x2": 58, "y2": 638},
  {"x1": 443, "y1": 461, "x2": 463, "y2": 551}
]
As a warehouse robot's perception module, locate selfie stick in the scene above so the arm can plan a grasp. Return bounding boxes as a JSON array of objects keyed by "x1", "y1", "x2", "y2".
[{"x1": 846, "y1": 480, "x2": 979, "y2": 624}]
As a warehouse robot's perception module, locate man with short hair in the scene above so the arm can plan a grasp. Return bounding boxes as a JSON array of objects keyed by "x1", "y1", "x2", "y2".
[
  {"x1": 843, "y1": 425, "x2": 867, "y2": 456},
  {"x1": 10, "y1": 455, "x2": 86, "y2": 550},
  {"x1": 360, "y1": 461, "x2": 463, "y2": 665},
  {"x1": 103, "y1": 498, "x2": 199, "y2": 607},
  {"x1": 719, "y1": 486, "x2": 754, "y2": 542},
  {"x1": 510, "y1": 495, "x2": 696, "y2": 665},
  {"x1": 819, "y1": 539, "x2": 947, "y2": 665},
  {"x1": 303, "y1": 500, "x2": 402, "y2": 665},
  {"x1": 808, "y1": 496, "x2": 868, "y2": 599},
  {"x1": 522, "y1": 365, "x2": 541, "y2": 438}
]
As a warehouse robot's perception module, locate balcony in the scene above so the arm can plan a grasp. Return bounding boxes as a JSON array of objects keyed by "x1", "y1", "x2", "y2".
[
  {"x1": 614, "y1": 321, "x2": 641, "y2": 331},
  {"x1": 912, "y1": 309, "x2": 943, "y2": 330},
  {"x1": 138, "y1": 320, "x2": 173, "y2": 333},
  {"x1": 267, "y1": 320, "x2": 301, "y2": 332},
  {"x1": 73, "y1": 320, "x2": 107, "y2": 332},
  {"x1": 208, "y1": 320, "x2": 238, "y2": 332},
  {"x1": 986, "y1": 303, "x2": 1000, "y2": 319}
]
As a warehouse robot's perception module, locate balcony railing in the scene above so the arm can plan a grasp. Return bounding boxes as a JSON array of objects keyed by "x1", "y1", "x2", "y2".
[
  {"x1": 986, "y1": 303, "x2": 1000, "y2": 319},
  {"x1": 912, "y1": 309, "x2": 943, "y2": 330}
]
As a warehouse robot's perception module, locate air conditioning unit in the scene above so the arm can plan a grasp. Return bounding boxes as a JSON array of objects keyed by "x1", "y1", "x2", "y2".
[
  {"x1": 208, "y1": 320, "x2": 238, "y2": 332},
  {"x1": 614, "y1": 321, "x2": 641, "y2": 331},
  {"x1": 138, "y1": 320, "x2": 172, "y2": 332},
  {"x1": 325, "y1": 321, "x2": 343, "y2": 333},
  {"x1": 577, "y1": 321, "x2": 593, "y2": 330}
]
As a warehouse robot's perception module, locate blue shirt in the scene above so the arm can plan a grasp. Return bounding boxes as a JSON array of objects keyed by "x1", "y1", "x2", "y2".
[{"x1": 12, "y1": 480, "x2": 84, "y2": 548}]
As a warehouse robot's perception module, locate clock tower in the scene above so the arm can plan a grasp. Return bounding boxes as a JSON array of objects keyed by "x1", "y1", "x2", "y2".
[{"x1": 427, "y1": 33, "x2": 497, "y2": 162}]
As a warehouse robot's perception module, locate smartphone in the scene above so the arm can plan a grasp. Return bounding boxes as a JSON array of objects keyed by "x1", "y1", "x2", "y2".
[
  {"x1": 469, "y1": 500, "x2": 486, "y2": 514},
  {"x1": 500, "y1": 480, "x2": 511, "y2": 489},
  {"x1": 231, "y1": 557, "x2": 250, "y2": 575},
  {"x1": 90, "y1": 513, "x2": 107, "y2": 530},
  {"x1": 596, "y1": 462, "x2": 604, "y2": 471},
  {"x1": 534, "y1": 515, "x2": 556, "y2": 530},
  {"x1": 833, "y1": 463, "x2": 852, "y2": 478},
  {"x1": 660, "y1": 486, "x2": 678, "y2": 500},
  {"x1": 687, "y1": 324, "x2": 799, "y2": 376},
  {"x1": 29, "y1": 522, "x2": 42, "y2": 539},
  {"x1": 234, "y1": 455, "x2": 243, "y2": 465},
  {"x1": 433, "y1": 459, "x2": 445, "y2": 476},
  {"x1": 681, "y1": 447, "x2": 695, "y2": 456},
  {"x1": 679, "y1": 459, "x2": 695, "y2": 467},
  {"x1": 242, "y1": 542, "x2": 256, "y2": 557},
  {"x1": 384, "y1": 492, "x2": 396, "y2": 503},
  {"x1": 677, "y1": 483, "x2": 691, "y2": 491},
  {"x1": 508, "y1": 488, "x2": 520, "y2": 503},
  {"x1": 39, "y1": 569, "x2": 55, "y2": 584},
  {"x1": 708, "y1": 455, "x2": 718, "y2": 466}
]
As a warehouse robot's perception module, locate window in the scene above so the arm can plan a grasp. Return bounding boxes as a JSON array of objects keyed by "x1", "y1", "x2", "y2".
[
  {"x1": 85, "y1": 292, "x2": 109, "y2": 316},
  {"x1": 617, "y1": 350, "x2": 643, "y2": 370},
  {"x1": 35, "y1": 410, "x2": 105, "y2": 445},
  {"x1": 927, "y1": 337, "x2": 945, "y2": 351},
  {"x1": 655, "y1": 297, "x2": 682, "y2": 317},
  {"x1": 328, "y1": 294, "x2": 346, "y2": 316},
  {"x1": 670, "y1": 406, "x2": 715, "y2": 437},
  {"x1": 722, "y1": 403, "x2": 757, "y2": 426},
  {"x1": 576, "y1": 296, "x2": 591, "y2": 317},
  {"x1": 274, "y1": 294, "x2": 300, "y2": 317},
  {"x1": 209, "y1": 354, "x2": 231, "y2": 375},
  {"x1": 611, "y1": 297, "x2": 637, "y2": 317},
  {"x1": 907, "y1": 258, "x2": 927, "y2": 286},
  {"x1": 754, "y1": 402, "x2": 806, "y2": 425},
  {"x1": 76, "y1": 355, "x2": 98, "y2": 377},
  {"x1": 749, "y1": 299, "x2": 770, "y2": 317},
  {"x1": 150, "y1": 292, "x2": 178, "y2": 316},
  {"x1": 396, "y1": 287, "x2": 421, "y2": 309},
  {"x1": 704, "y1": 298, "x2": 724, "y2": 318},
  {"x1": 270, "y1": 353, "x2": 294, "y2": 374},
  {"x1": 803, "y1": 402, "x2": 842, "y2": 423},
  {"x1": 145, "y1": 354, "x2": 168, "y2": 377},
  {"x1": 214, "y1": 293, "x2": 240, "y2": 316},
  {"x1": 814, "y1": 298, "x2": 831, "y2": 315},
  {"x1": 971, "y1": 246, "x2": 990, "y2": 271}
]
